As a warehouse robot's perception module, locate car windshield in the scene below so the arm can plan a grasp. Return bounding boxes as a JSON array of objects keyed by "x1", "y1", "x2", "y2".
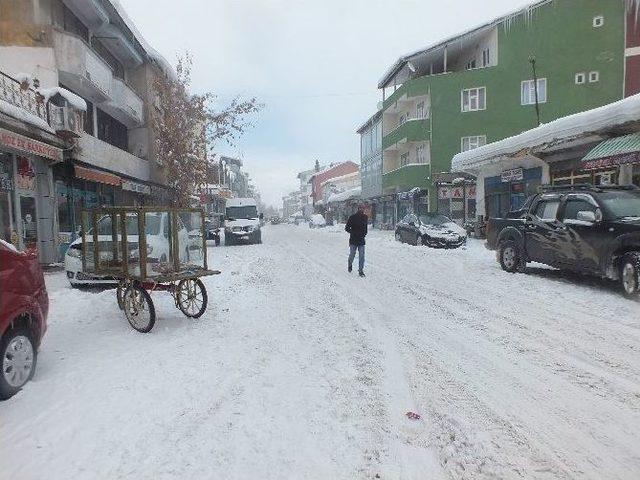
[
  {"x1": 419, "y1": 214, "x2": 451, "y2": 225},
  {"x1": 226, "y1": 206, "x2": 258, "y2": 220},
  {"x1": 96, "y1": 214, "x2": 161, "y2": 236},
  {"x1": 599, "y1": 191, "x2": 640, "y2": 219}
]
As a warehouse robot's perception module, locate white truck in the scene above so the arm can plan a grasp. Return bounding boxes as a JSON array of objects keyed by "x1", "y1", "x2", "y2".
[{"x1": 224, "y1": 198, "x2": 262, "y2": 246}]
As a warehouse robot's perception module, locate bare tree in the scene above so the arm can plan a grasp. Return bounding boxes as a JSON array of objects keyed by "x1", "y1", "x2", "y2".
[{"x1": 153, "y1": 53, "x2": 261, "y2": 206}]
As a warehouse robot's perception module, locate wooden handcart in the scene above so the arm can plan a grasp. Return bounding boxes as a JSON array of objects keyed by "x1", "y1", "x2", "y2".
[{"x1": 81, "y1": 207, "x2": 221, "y2": 333}]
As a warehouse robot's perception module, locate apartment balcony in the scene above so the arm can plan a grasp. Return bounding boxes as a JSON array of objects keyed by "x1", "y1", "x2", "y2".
[
  {"x1": 382, "y1": 164, "x2": 430, "y2": 192},
  {"x1": 382, "y1": 118, "x2": 429, "y2": 151},
  {"x1": 75, "y1": 134, "x2": 150, "y2": 182},
  {"x1": 53, "y1": 31, "x2": 111, "y2": 102},
  {"x1": 101, "y1": 78, "x2": 144, "y2": 127}
]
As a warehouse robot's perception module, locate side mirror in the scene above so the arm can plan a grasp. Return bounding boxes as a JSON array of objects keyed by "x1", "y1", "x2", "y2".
[{"x1": 576, "y1": 210, "x2": 596, "y2": 223}]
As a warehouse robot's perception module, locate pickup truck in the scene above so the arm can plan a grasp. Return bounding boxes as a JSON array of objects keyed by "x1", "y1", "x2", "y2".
[{"x1": 486, "y1": 185, "x2": 640, "y2": 298}]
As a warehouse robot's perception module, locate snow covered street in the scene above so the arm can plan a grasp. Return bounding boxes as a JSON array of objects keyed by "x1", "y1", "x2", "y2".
[{"x1": 2, "y1": 224, "x2": 640, "y2": 480}]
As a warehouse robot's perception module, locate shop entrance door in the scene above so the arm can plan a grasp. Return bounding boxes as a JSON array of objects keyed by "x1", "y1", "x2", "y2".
[{"x1": 19, "y1": 195, "x2": 38, "y2": 252}]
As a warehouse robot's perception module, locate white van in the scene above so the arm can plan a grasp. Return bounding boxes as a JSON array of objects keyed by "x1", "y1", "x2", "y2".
[{"x1": 224, "y1": 198, "x2": 262, "y2": 245}]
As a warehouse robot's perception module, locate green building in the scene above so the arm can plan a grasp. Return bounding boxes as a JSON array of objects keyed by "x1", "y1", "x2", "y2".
[{"x1": 374, "y1": 0, "x2": 637, "y2": 224}]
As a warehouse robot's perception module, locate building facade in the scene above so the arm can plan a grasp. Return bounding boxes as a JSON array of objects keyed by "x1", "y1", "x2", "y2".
[
  {"x1": 309, "y1": 161, "x2": 359, "y2": 212},
  {"x1": 296, "y1": 167, "x2": 317, "y2": 218},
  {"x1": 0, "y1": 0, "x2": 177, "y2": 259},
  {"x1": 356, "y1": 110, "x2": 384, "y2": 226},
  {"x1": 373, "y1": 0, "x2": 637, "y2": 223}
]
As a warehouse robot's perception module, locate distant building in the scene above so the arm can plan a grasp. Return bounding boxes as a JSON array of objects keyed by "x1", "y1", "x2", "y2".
[
  {"x1": 309, "y1": 161, "x2": 359, "y2": 212},
  {"x1": 356, "y1": 110, "x2": 383, "y2": 225}
]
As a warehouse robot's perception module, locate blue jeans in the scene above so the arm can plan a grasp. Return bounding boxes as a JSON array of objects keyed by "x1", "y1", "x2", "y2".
[{"x1": 348, "y1": 244, "x2": 365, "y2": 272}]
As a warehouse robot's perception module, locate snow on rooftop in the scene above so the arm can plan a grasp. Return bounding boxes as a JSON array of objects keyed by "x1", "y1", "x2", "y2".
[
  {"x1": 452, "y1": 94, "x2": 640, "y2": 173},
  {"x1": 37, "y1": 87, "x2": 87, "y2": 111},
  {"x1": 328, "y1": 186, "x2": 362, "y2": 204},
  {"x1": 0, "y1": 99, "x2": 55, "y2": 133},
  {"x1": 109, "y1": 0, "x2": 177, "y2": 81}
]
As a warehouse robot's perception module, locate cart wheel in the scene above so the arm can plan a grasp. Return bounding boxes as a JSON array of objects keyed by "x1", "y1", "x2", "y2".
[
  {"x1": 116, "y1": 281, "x2": 126, "y2": 310},
  {"x1": 123, "y1": 284, "x2": 156, "y2": 333},
  {"x1": 176, "y1": 278, "x2": 208, "y2": 318}
]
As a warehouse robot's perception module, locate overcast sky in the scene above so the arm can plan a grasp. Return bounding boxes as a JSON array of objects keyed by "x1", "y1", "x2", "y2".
[{"x1": 120, "y1": 0, "x2": 533, "y2": 207}]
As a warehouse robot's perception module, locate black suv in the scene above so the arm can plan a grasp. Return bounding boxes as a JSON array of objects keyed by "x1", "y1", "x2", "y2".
[{"x1": 486, "y1": 185, "x2": 640, "y2": 298}]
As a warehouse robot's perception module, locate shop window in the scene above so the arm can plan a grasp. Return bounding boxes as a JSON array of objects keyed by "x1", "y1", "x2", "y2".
[
  {"x1": 91, "y1": 38, "x2": 125, "y2": 80},
  {"x1": 55, "y1": 180, "x2": 73, "y2": 233},
  {"x1": 0, "y1": 153, "x2": 14, "y2": 243},
  {"x1": 97, "y1": 108, "x2": 128, "y2": 151},
  {"x1": 63, "y1": 4, "x2": 89, "y2": 43}
]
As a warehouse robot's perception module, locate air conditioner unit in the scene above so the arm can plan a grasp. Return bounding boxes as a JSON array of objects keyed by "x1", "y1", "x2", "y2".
[{"x1": 50, "y1": 105, "x2": 83, "y2": 137}]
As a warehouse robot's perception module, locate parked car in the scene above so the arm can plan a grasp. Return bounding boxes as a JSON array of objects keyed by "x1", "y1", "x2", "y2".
[
  {"x1": 224, "y1": 198, "x2": 262, "y2": 245},
  {"x1": 270, "y1": 216, "x2": 281, "y2": 225},
  {"x1": 0, "y1": 239, "x2": 48, "y2": 399},
  {"x1": 486, "y1": 185, "x2": 640, "y2": 298},
  {"x1": 395, "y1": 213, "x2": 467, "y2": 248},
  {"x1": 65, "y1": 212, "x2": 189, "y2": 287},
  {"x1": 309, "y1": 214, "x2": 327, "y2": 228}
]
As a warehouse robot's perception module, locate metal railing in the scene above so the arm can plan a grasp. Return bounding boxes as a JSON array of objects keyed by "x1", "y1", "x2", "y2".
[{"x1": 0, "y1": 71, "x2": 50, "y2": 124}]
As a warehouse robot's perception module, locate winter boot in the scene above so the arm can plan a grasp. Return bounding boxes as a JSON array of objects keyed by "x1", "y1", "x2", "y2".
[{"x1": 359, "y1": 270, "x2": 365, "y2": 277}]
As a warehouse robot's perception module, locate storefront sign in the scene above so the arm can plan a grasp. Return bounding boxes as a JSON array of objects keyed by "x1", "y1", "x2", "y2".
[
  {"x1": 16, "y1": 156, "x2": 36, "y2": 190},
  {"x1": 501, "y1": 168, "x2": 524, "y2": 183},
  {"x1": 121, "y1": 179, "x2": 151, "y2": 195},
  {"x1": 465, "y1": 185, "x2": 476, "y2": 198},
  {"x1": 438, "y1": 187, "x2": 450, "y2": 199},
  {"x1": 0, "y1": 127, "x2": 63, "y2": 162},
  {"x1": 582, "y1": 151, "x2": 640, "y2": 171},
  {"x1": 451, "y1": 187, "x2": 464, "y2": 199}
]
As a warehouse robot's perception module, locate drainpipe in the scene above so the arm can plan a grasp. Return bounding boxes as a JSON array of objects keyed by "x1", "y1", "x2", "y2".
[{"x1": 529, "y1": 56, "x2": 541, "y2": 126}]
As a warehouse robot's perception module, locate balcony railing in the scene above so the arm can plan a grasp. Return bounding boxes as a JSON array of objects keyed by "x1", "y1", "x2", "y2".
[
  {"x1": 382, "y1": 118, "x2": 429, "y2": 150},
  {"x1": 0, "y1": 71, "x2": 49, "y2": 124}
]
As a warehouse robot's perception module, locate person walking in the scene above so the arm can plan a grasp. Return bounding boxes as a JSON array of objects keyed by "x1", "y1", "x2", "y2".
[{"x1": 345, "y1": 204, "x2": 368, "y2": 277}]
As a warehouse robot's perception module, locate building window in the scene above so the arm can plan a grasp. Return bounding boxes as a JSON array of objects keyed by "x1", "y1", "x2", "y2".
[
  {"x1": 482, "y1": 48, "x2": 490, "y2": 67},
  {"x1": 416, "y1": 144, "x2": 426, "y2": 163},
  {"x1": 60, "y1": 83, "x2": 93, "y2": 135},
  {"x1": 461, "y1": 135, "x2": 487, "y2": 152},
  {"x1": 91, "y1": 38, "x2": 125, "y2": 80},
  {"x1": 589, "y1": 71, "x2": 600, "y2": 83},
  {"x1": 461, "y1": 87, "x2": 486, "y2": 112},
  {"x1": 593, "y1": 15, "x2": 604, "y2": 28},
  {"x1": 521, "y1": 78, "x2": 547, "y2": 105},
  {"x1": 400, "y1": 152, "x2": 409, "y2": 167},
  {"x1": 416, "y1": 101, "x2": 425, "y2": 119},
  {"x1": 63, "y1": 4, "x2": 89, "y2": 42},
  {"x1": 466, "y1": 58, "x2": 477, "y2": 70},
  {"x1": 575, "y1": 72, "x2": 586, "y2": 85},
  {"x1": 97, "y1": 108, "x2": 128, "y2": 151},
  {"x1": 399, "y1": 113, "x2": 407, "y2": 126}
]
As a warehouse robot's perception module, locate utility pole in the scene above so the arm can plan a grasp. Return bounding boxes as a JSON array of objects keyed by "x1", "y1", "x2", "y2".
[{"x1": 529, "y1": 56, "x2": 541, "y2": 126}]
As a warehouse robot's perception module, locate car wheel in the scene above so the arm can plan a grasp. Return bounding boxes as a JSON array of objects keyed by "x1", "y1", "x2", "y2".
[
  {"x1": 620, "y1": 252, "x2": 640, "y2": 298},
  {"x1": 0, "y1": 328, "x2": 37, "y2": 400},
  {"x1": 395, "y1": 231, "x2": 402, "y2": 243},
  {"x1": 499, "y1": 240, "x2": 524, "y2": 273},
  {"x1": 415, "y1": 234, "x2": 423, "y2": 246}
]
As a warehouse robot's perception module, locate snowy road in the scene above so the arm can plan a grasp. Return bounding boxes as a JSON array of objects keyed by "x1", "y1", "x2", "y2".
[{"x1": 2, "y1": 224, "x2": 640, "y2": 479}]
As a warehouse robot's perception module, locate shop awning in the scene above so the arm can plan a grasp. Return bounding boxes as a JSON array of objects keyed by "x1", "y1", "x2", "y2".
[
  {"x1": 75, "y1": 165, "x2": 121, "y2": 186},
  {"x1": 582, "y1": 133, "x2": 640, "y2": 171}
]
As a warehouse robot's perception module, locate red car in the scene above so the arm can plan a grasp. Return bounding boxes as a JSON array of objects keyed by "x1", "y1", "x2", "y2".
[{"x1": 0, "y1": 240, "x2": 48, "y2": 399}]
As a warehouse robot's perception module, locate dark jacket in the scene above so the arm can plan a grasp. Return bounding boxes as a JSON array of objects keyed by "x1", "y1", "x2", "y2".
[{"x1": 345, "y1": 211, "x2": 368, "y2": 246}]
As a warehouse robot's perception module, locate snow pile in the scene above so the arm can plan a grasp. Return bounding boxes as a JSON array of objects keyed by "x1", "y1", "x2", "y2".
[
  {"x1": 0, "y1": 99, "x2": 55, "y2": 133},
  {"x1": 0, "y1": 238, "x2": 18, "y2": 252},
  {"x1": 37, "y1": 87, "x2": 87, "y2": 111},
  {"x1": 452, "y1": 93, "x2": 640, "y2": 172}
]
